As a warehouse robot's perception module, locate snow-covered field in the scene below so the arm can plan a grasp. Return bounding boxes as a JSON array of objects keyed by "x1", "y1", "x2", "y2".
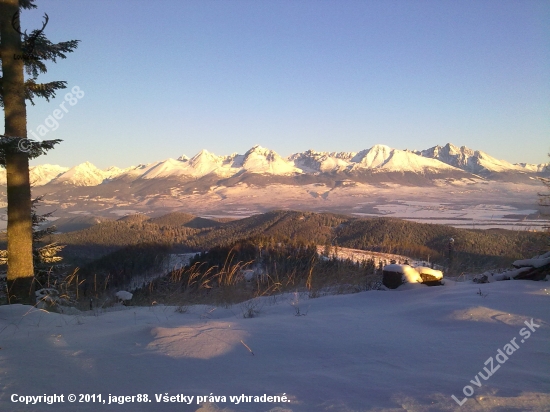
[
  {"x1": 139, "y1": 181, "x2": 547, "y2": 230},
  {"x1": 1, "y1": 178, "x2": 544, "y2": 231},
  {"x1": 316, "y1": 246, "x2": 433, "y2": 269},
  {"x1": 1, "y1": 280, "x2": 549, "y2": 411},
  {"x1": 130, "y1": 181, "x2": 545, "y2": 230},
  {"x1": 358, "y1": 201, "x2": 545, "y2": 231}
]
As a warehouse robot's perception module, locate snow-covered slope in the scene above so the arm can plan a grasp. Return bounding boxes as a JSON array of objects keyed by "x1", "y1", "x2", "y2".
[
  {"x1": 185, "y1": 149, "x2": 226, "y2": 177},
  {"x1": 127, "y1": 146, "x2": 306, "y2": 180},
  {"x1": 50, "y1": 162, "x2": 106, "y2": 186},
  {"x1": 140, "y1": 158, "x2": 193, "y2": 180},
  {"x1": 30, "y1": 164, "x2": 69, "y2": 186},
  {"x1": 137, "y1": 151, "x2": 243, "y2": 180},
  {"x1": 240, "y1": 145, "x2": 301, "y2": 175},
  {"x1": 515, "y1": 162, "x2": 548, "y2": 173},
  {"x1": 0, "y1": 280, "x2": 548, "y2": 411},
  {"x1": 116, "y1": 162, "x2": 160, "y2": 179},
  {"x1": 416, "y1": 143, "x2": 525, "y2": 174},
  {"x1": 289, "y1": 150, "x2": 355, "y2": 173},
  {"x1": 103, "y1": 166, "x2": 132, "y2": 180},
  {"x1": 0, "y1": 164, "x2": 68, "y2": 186},
  {"x1": 351, "y1": 144, "x2": 459, "y2": 172}
]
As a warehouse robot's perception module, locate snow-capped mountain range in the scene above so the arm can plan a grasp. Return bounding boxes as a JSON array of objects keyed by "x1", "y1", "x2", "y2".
[
  {"x1": 413, "y1": 144, "x2": 537, "y2": 174},
  {"x1": 0, "y1": 143, "x2": 547, "y2": 187}
]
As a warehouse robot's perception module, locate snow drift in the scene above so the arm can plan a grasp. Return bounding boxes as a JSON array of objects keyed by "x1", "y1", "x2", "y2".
[{"x1": 0, "y1": 280, "x2": 548, "y2": 411}]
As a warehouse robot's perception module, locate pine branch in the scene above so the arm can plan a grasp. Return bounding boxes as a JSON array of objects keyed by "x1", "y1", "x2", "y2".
[
  {"x1": 0, "y1": 6, "x2": 79, "y2": 106},
  {"x1": 22, "y1": 33, "x2": 80, "y2": 78},
  {"x1": 0, "y1": 136, "x2": 62, "y2": 166},
  {"x1": 0, "y1": 78, "x2": 68, "y2": 106},
  {"x1": 0, "y1": 250, "x2": 7, "y2": 265},
  {"x1": 19, "y1": 0, "x2": 38, "y2": 10},
  {"x1": 25, "y1": 79, "x2": 68, "y2": 105},
  {"x1": 32, "y1": 196, "x2": 55, "y2": 228},
  {"x1": 36, "y1": 243, "x2": 65, "y2": 264}
]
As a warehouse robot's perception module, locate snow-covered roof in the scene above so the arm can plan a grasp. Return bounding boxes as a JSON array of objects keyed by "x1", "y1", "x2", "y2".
[
  {"x1": 414, "y1": 266, "x2": 443, "y2": 280},
  {"x1": 513, "y1": 256, "x2": 550, "y2": 269},
  {"x1": 383, "y1": 264, "x2": 423, "y2": 283},
  {"x1": 115, "y1": 291, "x2": 133, "y2": 301}
]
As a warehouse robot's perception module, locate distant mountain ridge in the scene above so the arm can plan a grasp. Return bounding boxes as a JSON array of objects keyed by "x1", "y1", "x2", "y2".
[
  {"x1": 0, "y1": 143, "x2": 547, "y2": 187},
  {"x1": 413, "y1": 143, "x2": 530, "y2": 174}
]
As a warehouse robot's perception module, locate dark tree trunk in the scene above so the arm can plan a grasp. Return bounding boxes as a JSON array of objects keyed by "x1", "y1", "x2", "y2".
[{"x1": 1, "y1": 0, "x2": 35, "y2": 304}]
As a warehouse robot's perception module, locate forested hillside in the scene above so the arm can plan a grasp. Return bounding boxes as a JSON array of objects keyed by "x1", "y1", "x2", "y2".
[
  {"x1": 53, "y1": 210, "x2": 547, "y2": 267},
  {"x1": 148, "y1": 212, "x2": 223, "y2": 229}
]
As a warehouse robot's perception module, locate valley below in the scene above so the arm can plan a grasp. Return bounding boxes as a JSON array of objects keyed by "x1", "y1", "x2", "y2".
[{"x1": 9, "y1": 179, "x2": 545, "y2": 232}]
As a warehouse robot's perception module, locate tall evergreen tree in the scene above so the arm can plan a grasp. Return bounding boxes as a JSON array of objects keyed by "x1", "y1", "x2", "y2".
[
  {"x1": 0, "y1": 0, "x2": 78, "y2": 303},
  {"x1": 538, "y1": 153, "x2": 550, "y2": 239},
  {"x1": 0, "y1": 196, "x2": 65, "y2": 269}
]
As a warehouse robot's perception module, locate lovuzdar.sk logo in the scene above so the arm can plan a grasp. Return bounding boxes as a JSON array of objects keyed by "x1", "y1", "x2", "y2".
[{"x1": 11, "y1": 10, "x2": 49, "y2": 61}]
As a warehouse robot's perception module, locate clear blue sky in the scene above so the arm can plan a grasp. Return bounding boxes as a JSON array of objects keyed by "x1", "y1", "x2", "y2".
[{"x1": 8, "y1": 0, "x2": 549, "y2": 169}]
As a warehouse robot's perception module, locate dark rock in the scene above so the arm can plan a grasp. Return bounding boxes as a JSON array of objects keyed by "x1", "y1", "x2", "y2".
[
  {"x1": 382, "y1": 271, "x2": 404, "y2": 289},
  {"x1": 473, "y1": 274, "x2": 489, "y2": 283},
  {"x1": 513, "y1": 265, "x2": 549, "y2": 281}
]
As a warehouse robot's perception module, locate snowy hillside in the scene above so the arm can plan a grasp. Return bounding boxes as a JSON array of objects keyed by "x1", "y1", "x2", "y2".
[
  {"x1": 317, "y1": 245, "x2": 432, "y2": 268},
  {"x1": 0, "y1": 280, "x2": 548, "y2": 411},
  {"x1": 288, "y1": 149, "x2": 354, "y2": 173},
  {"x1": 138, "y1": 146, "x2": 301, "y2": 180},
  {"x1": 415, "y1": 143, "x2": 528, "y2": 174},
  {"x1": 50, "y1": 161, "x2": 109, "y2": 186},
  {"x1": 351, "y1": 144, "x2": 459, "y2": 172},
  {"x1": 516, "y1": 162, "x2": 549, "y2": 173},
  {"x1": 240, "y1": 145, "x2": 301, "y2": 175},
  {"x1": 103, "y1": 166, "x2": 132, "y2": 180},
  {"x1": 140, "y1": 158, "x2": 195, "y2": 180},
  {"x1": 185, "y1": 150, "x2": 227, "y2": 177},
  {"x1": 0, "y1": 164, "x2": 68, "y2": 187},
  {"x1": 30, "y1": 164, "x2": 69, "y2": 186}
]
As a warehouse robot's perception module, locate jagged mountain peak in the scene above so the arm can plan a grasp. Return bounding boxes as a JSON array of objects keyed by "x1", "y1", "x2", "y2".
[
  {"x1": 242, "y1": 146, "x2": 298, "y2": 175},
  {"x1": 417, "y1": 143, "x2": 523, "y2": 174},
  {"x1": 245, "y1": 145, "x2": 279, "y2": 158},
  {"x1": 444, "y1": 142, "x2": 464, "y2": 155},
  {"x1": 51, "y1": 161, "x2": 105, "y2": 186},
  {"x1": 72, "y1": 161, "x2": 98, "y2": 170},
  {"x1": 289, "y1": 149, "x2": 353, "y2": 173},
  {"x1": 370, "y1": 143, "x2": 393, "y2": 152},
  {"x1": 196, "y1": 148, "x2": 211, "y2": 155},
  {"x1": 516, "y1": 162, "x2": 548, "y2": 173},
  {"x1": 140, "y1": 158, "x2": 194, "y2": 180},
  {"x1": 102, "y1": 166, "x2": 130, "y2": 180},
  {"x1": 350, "y1": 145, "x2": 459, "y2": 172},
  {"x1": 190, "y1": 149, "x2": 220, "y2": 162},
  {"x1": 28, "y1": 164, "x2": 69, "y2": 186}
]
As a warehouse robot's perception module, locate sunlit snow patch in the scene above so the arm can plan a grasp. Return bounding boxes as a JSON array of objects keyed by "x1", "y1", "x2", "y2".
[{"x1": 147, "y1": 322, "x2": 248, "y2": 359}]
